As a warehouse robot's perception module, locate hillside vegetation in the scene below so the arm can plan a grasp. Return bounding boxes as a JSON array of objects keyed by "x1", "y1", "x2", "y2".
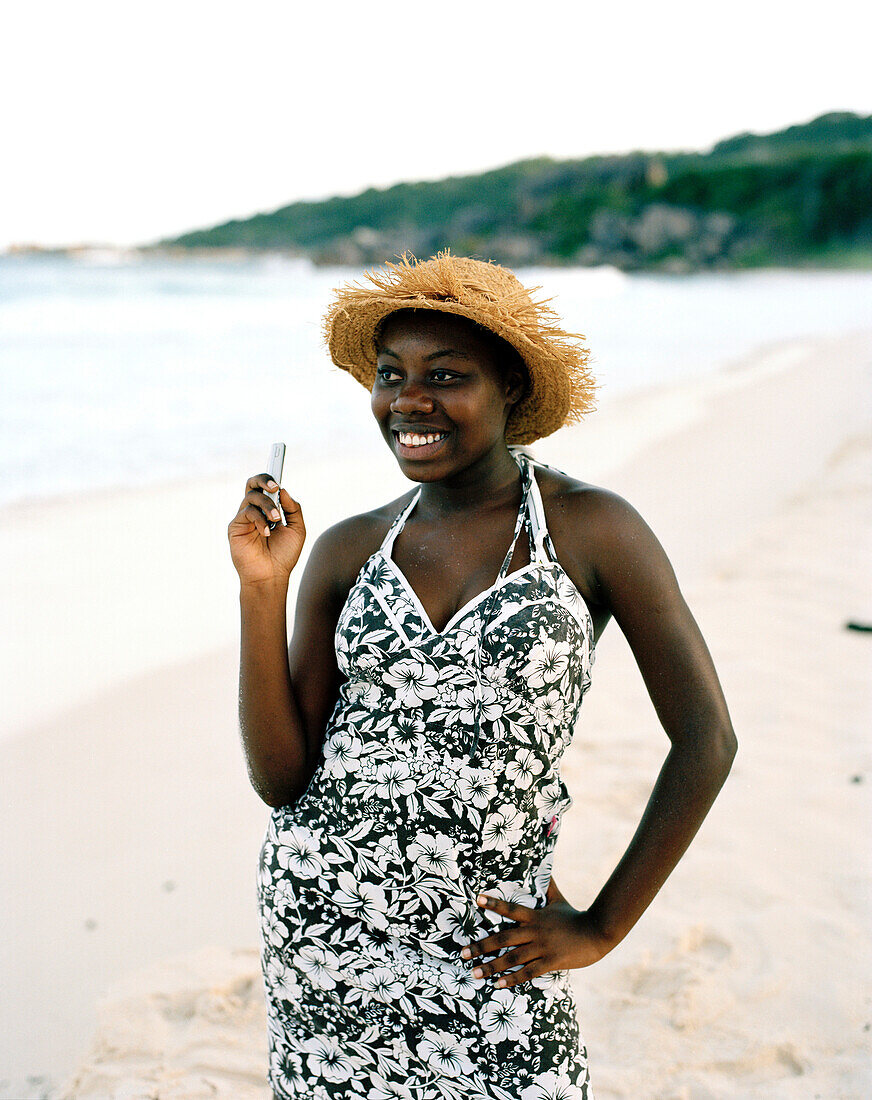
[{"x1": 159, "y1": 112, "x2": 872, "y2": 270}]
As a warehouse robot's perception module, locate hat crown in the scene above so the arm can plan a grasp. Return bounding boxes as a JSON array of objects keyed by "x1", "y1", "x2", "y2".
[{"x1": 383, "y1": 253, "x2": 531, "y2": 309}]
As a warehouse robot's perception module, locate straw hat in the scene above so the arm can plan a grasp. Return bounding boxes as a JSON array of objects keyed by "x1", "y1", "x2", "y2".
[{"x1": 322, "y1": 250, "x2": 597, "y2": 444}]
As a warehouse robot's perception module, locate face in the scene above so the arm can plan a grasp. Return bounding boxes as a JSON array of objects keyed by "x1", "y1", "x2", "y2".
[{"x1": 371, "y1": 310, "x2": 525, "y2": 481}]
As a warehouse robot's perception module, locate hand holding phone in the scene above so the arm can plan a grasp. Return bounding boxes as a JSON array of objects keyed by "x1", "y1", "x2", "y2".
[
  {"x1": 228, "y1": 443, "x2": 307, "y2": 586},
  {"x1": 266, "y1": 443, "x2": 287, "y2": 529}
]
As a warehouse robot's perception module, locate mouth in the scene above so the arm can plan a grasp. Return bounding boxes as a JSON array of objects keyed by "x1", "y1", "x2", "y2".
[{"x1": 392, "y1": 429, "x2": 450, "y2": 458}]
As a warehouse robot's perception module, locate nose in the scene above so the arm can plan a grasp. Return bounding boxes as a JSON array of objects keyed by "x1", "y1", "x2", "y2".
[{"x1": 390, "y1": 378, "x2": 434, "y2": 415}]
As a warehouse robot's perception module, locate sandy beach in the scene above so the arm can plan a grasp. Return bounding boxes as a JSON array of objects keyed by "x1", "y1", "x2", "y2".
[{"x1": 1, "y1": 330, "x2": 870, "y2": 1099}]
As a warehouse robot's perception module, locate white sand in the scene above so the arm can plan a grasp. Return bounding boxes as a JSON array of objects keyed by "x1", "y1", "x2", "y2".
[{"x1": 1, "y1": 331, "x2": 870, "y2": 1099}]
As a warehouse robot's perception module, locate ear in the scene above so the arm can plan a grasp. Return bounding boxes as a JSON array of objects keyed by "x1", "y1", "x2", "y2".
[{"x1": 504, "y1": 365, "x2": 527, "y2": 409}]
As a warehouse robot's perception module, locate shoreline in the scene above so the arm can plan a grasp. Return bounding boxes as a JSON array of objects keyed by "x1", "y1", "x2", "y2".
[
  {"x1": 5, "y1": 242, "x2": 872, "y2": 274},
  {"x1": 1, "y1": 328, "x2": 870, "y2": 1097}
]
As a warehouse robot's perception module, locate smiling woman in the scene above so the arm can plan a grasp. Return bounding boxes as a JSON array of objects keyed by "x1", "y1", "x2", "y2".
[
  {"x1": 227, "y1": 250, "x2": 738, "y2": 1098},
  {"x1": 371, "y1": 310, "x2": 527, "y2": 486}
]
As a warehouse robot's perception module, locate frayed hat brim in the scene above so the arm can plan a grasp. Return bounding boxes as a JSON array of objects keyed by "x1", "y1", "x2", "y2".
[{"x1": 322, "y1": 250, "x2": 598, "y2": 445}]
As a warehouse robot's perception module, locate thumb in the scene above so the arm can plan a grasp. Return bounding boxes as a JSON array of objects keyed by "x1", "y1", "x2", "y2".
[{"x1": 279, "y1": 487, "x2": 303, "y2": 520}]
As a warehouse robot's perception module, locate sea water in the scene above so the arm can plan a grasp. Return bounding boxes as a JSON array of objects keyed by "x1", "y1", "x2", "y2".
[{"x1": 1, "y1": 253, "x2": 870, "y2": 511}]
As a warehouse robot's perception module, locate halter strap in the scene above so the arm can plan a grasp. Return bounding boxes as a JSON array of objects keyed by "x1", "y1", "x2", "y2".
[
  {"x1": 521, "y1": 455, "x2": 559, "y2": 564},
  {"x1": 379, "y1": 488, "x2": 422, "y2": 556},
  {"x1": 380, "y1": 451, "x2": 552, "y2": 572},
  {"x1": 511, "y1": 450, "x2": 558, "y2": 566},
  {"x1": 486, "y1": 455, "x2": 531, "y2": 582}
]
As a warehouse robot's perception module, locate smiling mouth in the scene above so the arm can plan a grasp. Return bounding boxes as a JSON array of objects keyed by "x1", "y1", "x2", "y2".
[{"x1": 393, "y1": 429, "x2": 449, "y2": 454}]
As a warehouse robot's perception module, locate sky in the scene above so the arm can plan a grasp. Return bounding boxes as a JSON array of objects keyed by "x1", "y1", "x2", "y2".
[{"x1": 4, "y1": 0, "x2": 872, "y2": 251}]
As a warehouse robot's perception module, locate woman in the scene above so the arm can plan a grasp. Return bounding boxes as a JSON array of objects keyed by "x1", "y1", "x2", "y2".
[{"x1": 228, "y1": 252, "x2": 737, "y2": 1099}]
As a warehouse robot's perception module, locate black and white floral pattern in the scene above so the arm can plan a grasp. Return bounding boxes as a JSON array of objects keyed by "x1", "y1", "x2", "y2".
[{"x1": 259, "y1": 451, "x2": 597, "y2": 1098}]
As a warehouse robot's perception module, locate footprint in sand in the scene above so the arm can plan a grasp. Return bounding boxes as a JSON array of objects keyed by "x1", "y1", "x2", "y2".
[{"x1": 621, "y1": 925, "x2": 737, "y2": 1032}]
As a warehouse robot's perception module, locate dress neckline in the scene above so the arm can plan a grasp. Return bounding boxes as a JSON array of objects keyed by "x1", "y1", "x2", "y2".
[{"x1": 379, "y1": 451, "x2": 537, "y2": 639}]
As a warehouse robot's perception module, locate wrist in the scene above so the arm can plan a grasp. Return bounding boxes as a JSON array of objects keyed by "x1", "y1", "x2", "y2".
[{"x1": 239, "y1": 577, "x2": 290, "y2": 602}]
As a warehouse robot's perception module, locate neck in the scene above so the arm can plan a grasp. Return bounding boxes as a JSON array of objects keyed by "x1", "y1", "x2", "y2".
[{"x1": 417, "y1": 443, "x2": 523, "y2": 516}]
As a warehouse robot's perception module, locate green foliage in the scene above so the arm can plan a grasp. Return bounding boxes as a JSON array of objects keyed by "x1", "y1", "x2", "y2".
[{"x1": 158, "y1": 112, "x2": 872, "y2": 270}]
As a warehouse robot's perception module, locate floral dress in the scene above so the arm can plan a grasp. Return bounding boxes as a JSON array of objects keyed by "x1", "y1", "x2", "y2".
[{"x1": 258, "y1": 449, "x2": 597, "y2": 1099}]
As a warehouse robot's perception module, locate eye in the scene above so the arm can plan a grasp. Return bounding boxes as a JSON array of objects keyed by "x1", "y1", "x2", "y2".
[
  {"x1": 376, "y1": 365, "x2": 402, "y2": 383},
  {"x1": 431, "y1": 368, "x2": 460, "y2": 383}
]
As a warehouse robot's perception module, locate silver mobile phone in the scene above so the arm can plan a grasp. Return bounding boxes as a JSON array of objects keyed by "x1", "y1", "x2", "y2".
[{"x1": 266, "y1": 442, "x2": 287, "y2": 528}]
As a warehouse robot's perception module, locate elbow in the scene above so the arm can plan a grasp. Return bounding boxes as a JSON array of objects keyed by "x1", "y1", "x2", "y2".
[
  {"x1": 249, "y1": 762, "x2": 313, "y2": 810},
  {"x1": 674, "y1": 722, "x2": 737, "y2": 781},
  {"x1": 256, "y1": 785, "x2": 288, "y2": 810},
  {"x1": 711, "y1": 723, "x2": 738, "y2": 777},
  {"x1": 255, "y1": 783, "x2": 302, "y2": 810}
]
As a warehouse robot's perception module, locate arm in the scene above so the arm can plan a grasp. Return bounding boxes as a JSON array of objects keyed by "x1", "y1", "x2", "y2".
[
  {"x1": 238, "y1": 531, "x2": 344, "y2": 808},
  {"x1": 462, "y1": 488, "x2": 737, "y2": 985},
  {"x1": 582, "y1": 491, "x2": 738, "y2": 947},
  {"x1": 231, "y1": 472, "x2": 356, "y2": 808}
]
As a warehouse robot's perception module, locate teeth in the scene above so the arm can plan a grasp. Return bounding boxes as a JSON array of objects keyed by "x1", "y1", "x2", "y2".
[{"x1": 398, "y1": 431, "x2": 446, "y2": 448}]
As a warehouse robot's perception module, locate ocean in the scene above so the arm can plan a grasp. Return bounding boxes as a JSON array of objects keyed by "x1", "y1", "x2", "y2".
[{"x1": 1, "y1": 253, "x2": 870, "y2": 511}]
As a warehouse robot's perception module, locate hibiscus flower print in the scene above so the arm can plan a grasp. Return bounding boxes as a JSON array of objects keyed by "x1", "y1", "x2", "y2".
[
  {"x1": 555, "y1": 570, "x2": 593, "y2": 625},
  {"x1": 262, "y1": 905, "x2": 290, "y2": 949},
  {"x1": 520, "y1": 1069, "x2": 590, "y2": 1100},
  {"x1": 344, "y1": 680, "x2": 383, "y2": 710},
  {"x1": 407, "y1": 832, "x2": 461, "y2": 879},
  {"x1": 455, "y1": 684, "x2": 503, "y2": 725},
  {"x1": 373, "y1": 759, "x2": 418, "y2": 801},
  {"x1": 479, "y1": 989, "x2": 534, "y2": 1045},
  {"x1": 331, "y1": 870, "x2": 390, "y2": 930},
  {"x1": 480, "y1": 804, "x2": 526, "y2": 857},
  {"x1": 295, "y1": 944, "x2": 342, "y2": 991},
  {"x1": 535, "y1": 688, "x2": 566, "y2": 729},
  {"x1": 322, "y1": 731, "x2": 363, "y2": 778},
  {"x1": 275, "y1": 825, "x2": 326, "y2": 878},
  {"x1": 357, "y1": 964, "x2": 408, "y2": 1004},
  {"x1": 454, "y1": 766, "x2": 496, "y2": 808},
  {"x1": 434, "y1": 959, "x2": 479, "y2": 1000},
  {"x1": 270, "y1": 1047, "x2": 307, "y2": 1097},
  {"x1": 265, "y1": 955, "x2": 303, "y2": 1004},
  {"x1": 521, "y1": 635, "x2": 571, "y2": 688},
  {"x1": 490, "y1": 881, "x2": 537, "y2": 910},
  {"x1": 435, "y1": 897, "x2": 474, "y2": 945},
  {"x1": 303, "y1": 1034, "x2": 364, "y2": 1083},
  {"x1": 382, "y1": 657, "x2": 439, "y2": 707},
  {"x1": 416, "y1": 1029, "x2": 475, "y2": 1077},
  {"x1": 504, "y1": 748, "x2": 545, "y2": 790}
]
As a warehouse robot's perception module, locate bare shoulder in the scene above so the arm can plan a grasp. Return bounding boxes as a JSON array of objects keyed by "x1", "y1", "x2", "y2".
[
  {"x1": 533, "y1": 461, "x2": 645, "y2": 542},
  {"x1": 305, "y1": 489, "x2": 418, "y2": 595},
  {"x1": 531, "y1": 460, "x2": 673, "y2": 618}
]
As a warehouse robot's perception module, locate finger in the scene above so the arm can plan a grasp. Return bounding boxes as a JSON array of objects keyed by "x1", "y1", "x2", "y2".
[
  {"x1": 242, "y1": 489, "x2": 283, "y2": 526},
  {"x1": 245, "y1": 473, "x2": 280, "y2": 493},
  {"x1": 471, "y1": 945, "x2": 543, "y2": 982},
  {"x1": 477, "y1": 893, "x2": 534, "y2": 923},
  {"x1": 462, "y1": 926, "x2": 532, "y2": 961},
  {"x1": 493, "y1": 960, "x2": 550, "y2": 990},
  {"x1": 242, "y1": 503, "x2": 273, "y2": 538}
]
